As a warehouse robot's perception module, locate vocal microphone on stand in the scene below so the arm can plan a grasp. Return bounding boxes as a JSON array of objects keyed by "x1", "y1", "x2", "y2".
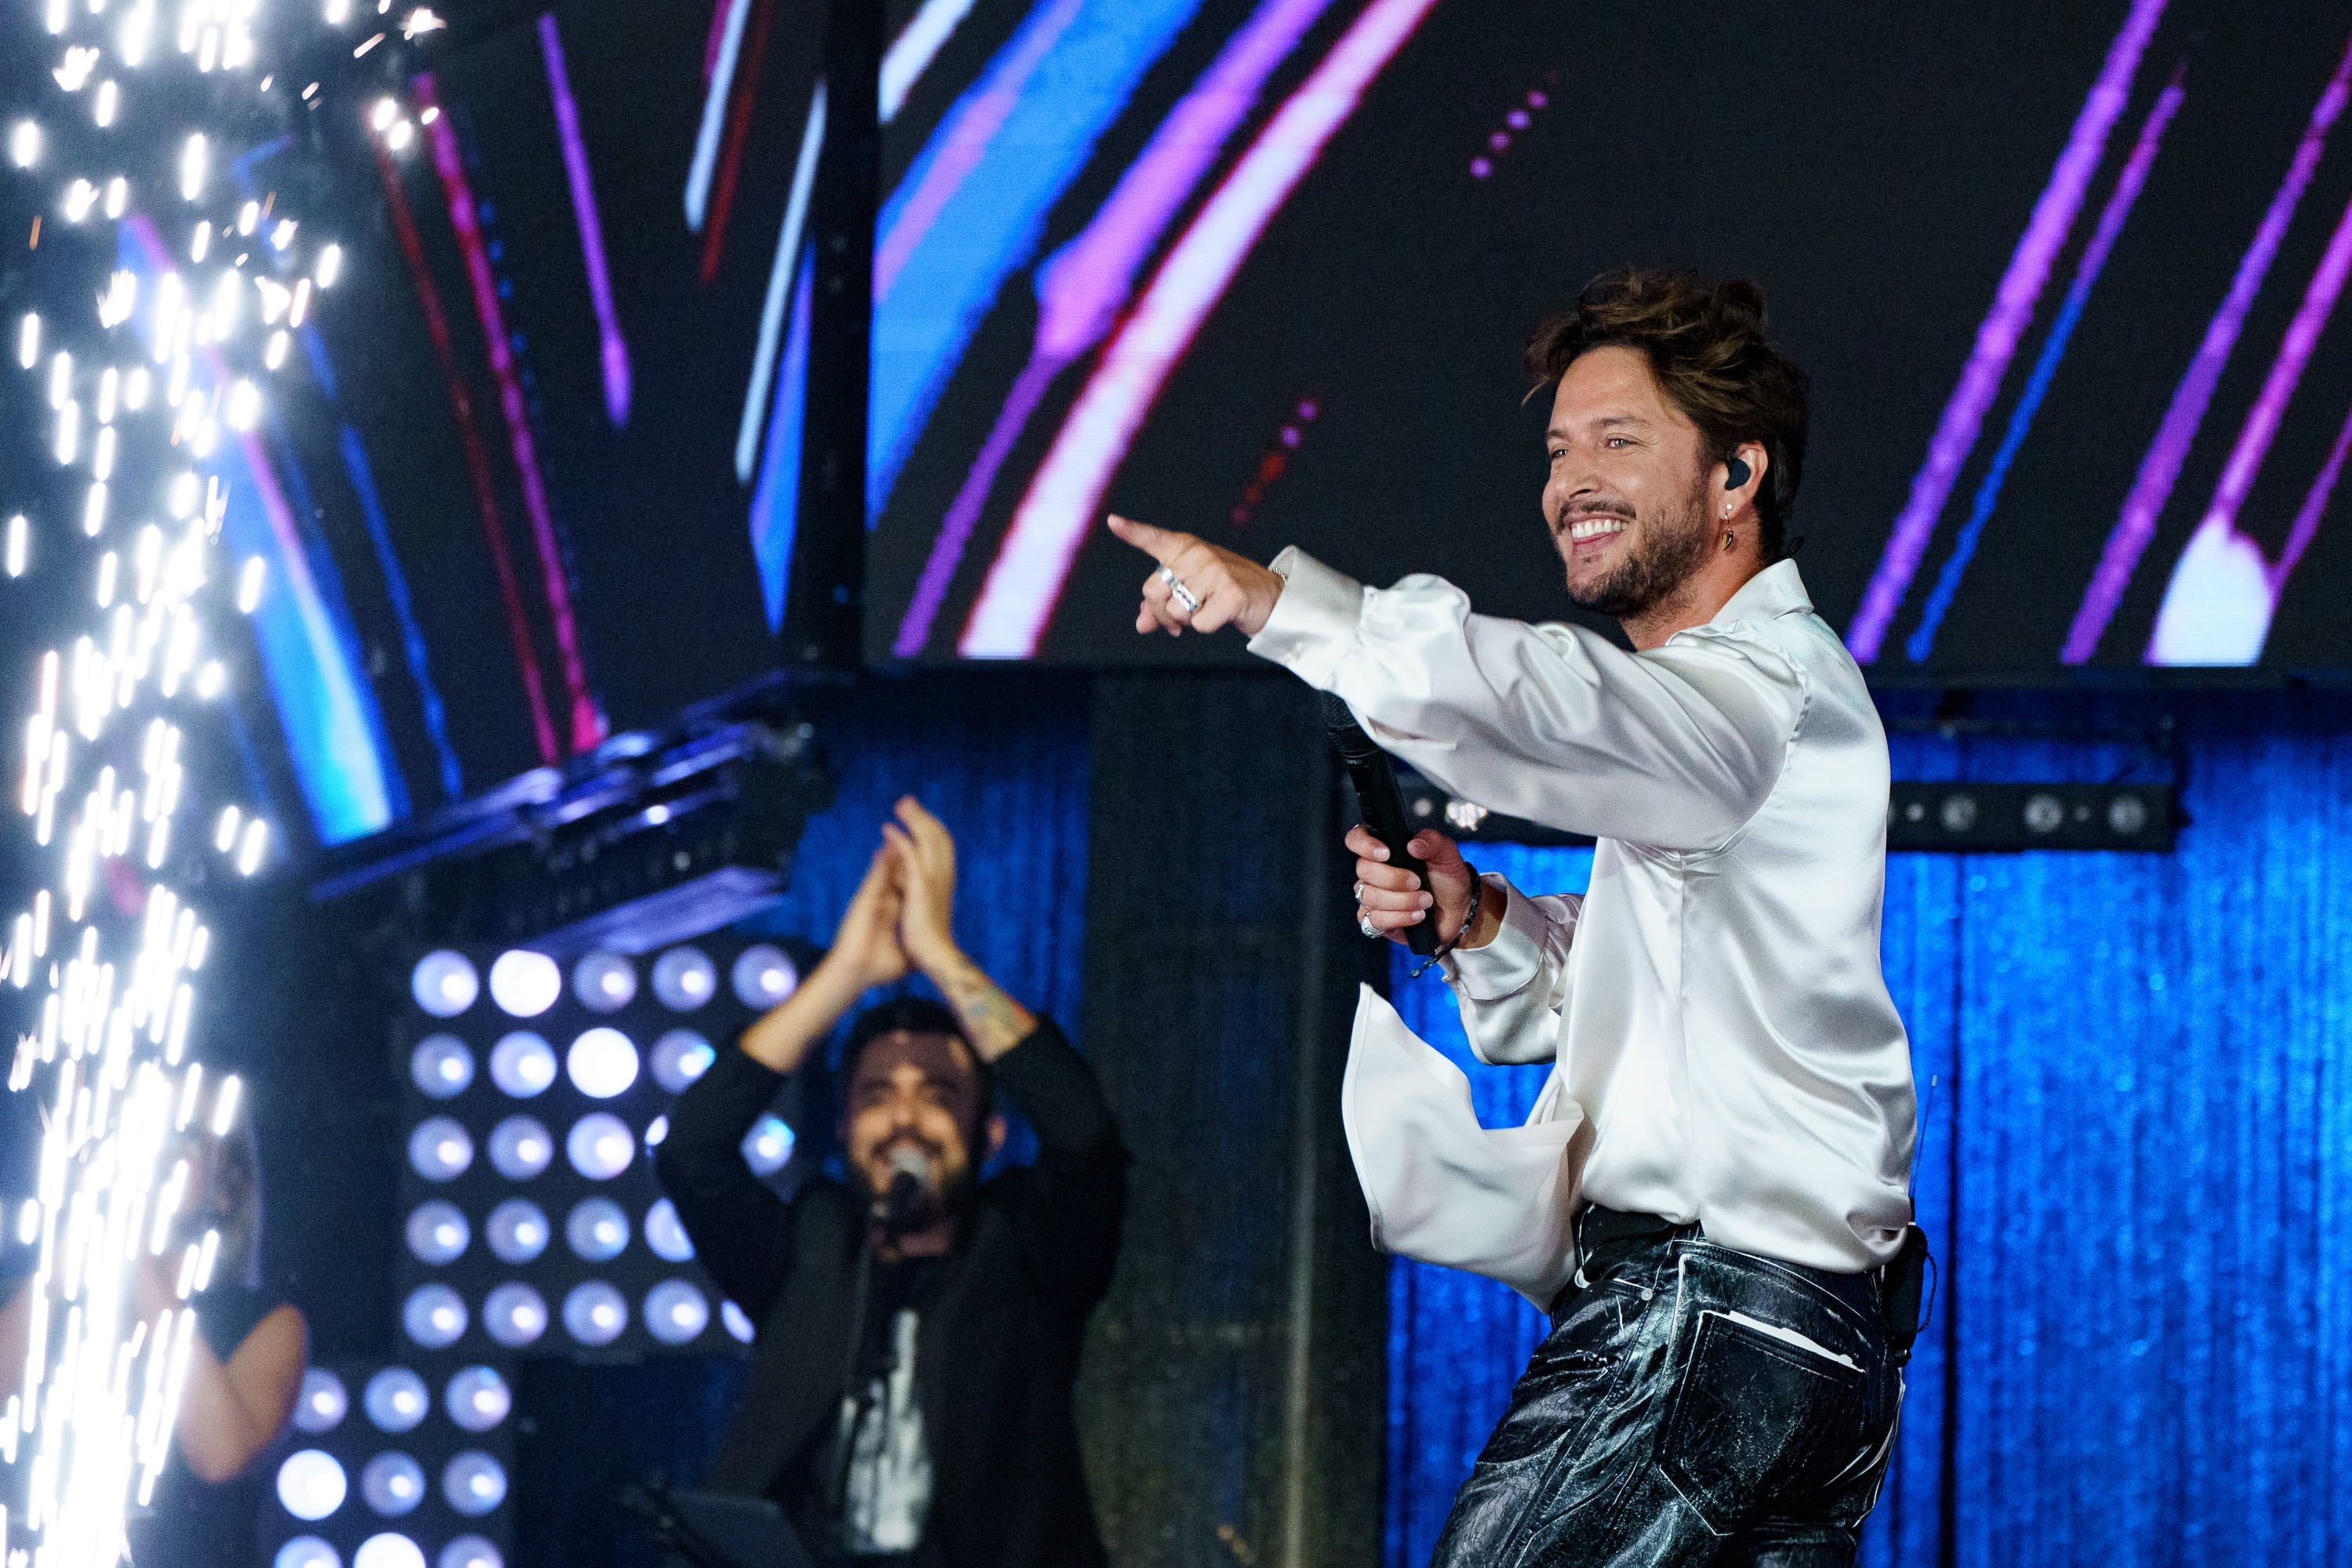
[
  {"x1": 874, "y1": 1146, "x2": 933, "y2": 1236},
  {"x1": 1322, "y1": 692, "x2": 1440, "y2": 957}
]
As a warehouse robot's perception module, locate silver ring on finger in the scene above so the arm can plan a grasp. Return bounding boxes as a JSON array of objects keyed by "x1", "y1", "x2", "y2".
[
  {"x1": 1156, "y1": 566, "x2": 1201, "y2": 615},
  {"x1": 1359, "y1": 913, "x2": 1381, "y2": 938},
  {"x1": 1353, "y1": 880, "x2": 1365, "y2": 901}
]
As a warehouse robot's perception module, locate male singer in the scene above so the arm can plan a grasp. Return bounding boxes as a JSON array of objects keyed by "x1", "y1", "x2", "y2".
[
  {"x1": 657, "y1": 798, "x2": 1125, "y2": 1568},
  {"x1": 1112, "y1": 267, "x2": 1917, "y2": 1565}
]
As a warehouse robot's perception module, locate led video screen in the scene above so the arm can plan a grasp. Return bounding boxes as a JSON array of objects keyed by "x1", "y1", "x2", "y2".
[{"x1": 866, "y1": 0, "x2": 2352, "y2": 673}]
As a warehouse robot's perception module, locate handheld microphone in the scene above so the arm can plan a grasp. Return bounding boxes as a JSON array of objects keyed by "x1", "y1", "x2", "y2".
[
  {"x1": 876, "y1": 1146, "x2": 933, "y2": 1234},
  {"x1": 1320, "y1": 692, "x2": 1439, "y2": 956}
]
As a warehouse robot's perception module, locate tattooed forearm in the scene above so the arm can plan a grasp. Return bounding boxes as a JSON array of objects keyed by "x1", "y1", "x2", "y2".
[{"x1": 933, "y1": 954, "x2": 1036, "y2": 1063}]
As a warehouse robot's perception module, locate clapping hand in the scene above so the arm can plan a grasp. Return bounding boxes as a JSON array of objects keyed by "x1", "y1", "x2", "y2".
[
  {"x1": 882, "y1": 796, "x2": 961, "y2": 977},
  {"x1": 832, "y1": 845, "x2": 912, "y2": 993}
]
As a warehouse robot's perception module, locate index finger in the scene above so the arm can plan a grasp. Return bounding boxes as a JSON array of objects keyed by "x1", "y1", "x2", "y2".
[{"x1": 1107, "y1": 514, "x2": 1189, "y2": 565}]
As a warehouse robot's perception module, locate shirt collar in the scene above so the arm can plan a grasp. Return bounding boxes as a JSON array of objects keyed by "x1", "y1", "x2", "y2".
[{"x1": 1702, "y1": 557, "x2": 1812, "y2": 628}]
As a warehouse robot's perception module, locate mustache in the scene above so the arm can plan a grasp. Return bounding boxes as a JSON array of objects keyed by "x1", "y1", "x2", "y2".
[{"x1": 1555, "y1": 500, "x2": 1637, "y2": 528}]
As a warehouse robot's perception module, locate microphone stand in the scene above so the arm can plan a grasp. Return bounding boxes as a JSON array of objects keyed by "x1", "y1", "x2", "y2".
[{"x1": 619, "y1": 1477, "x2": 753, "y2": 1568}]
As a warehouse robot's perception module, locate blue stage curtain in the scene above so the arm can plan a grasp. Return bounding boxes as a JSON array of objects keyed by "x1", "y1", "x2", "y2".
[{"x1": 1383, "y1": 694, "x2": 2352, "y2": 1568}]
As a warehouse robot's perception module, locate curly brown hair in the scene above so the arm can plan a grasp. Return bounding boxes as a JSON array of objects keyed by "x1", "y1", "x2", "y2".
[{"x1": 1525, "y1": 267, "x2": 1810, "y2": 560}]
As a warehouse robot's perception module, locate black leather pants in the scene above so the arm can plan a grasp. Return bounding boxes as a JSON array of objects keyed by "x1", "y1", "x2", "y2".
[{"x1": 1428, "y1": 1224, "x2": 1902, "y2": 1567}]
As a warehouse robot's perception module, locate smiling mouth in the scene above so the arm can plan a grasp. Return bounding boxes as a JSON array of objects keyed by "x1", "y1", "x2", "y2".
[{"x1": 1560, "y1": 514, "x2": 1630, "y2": 553}]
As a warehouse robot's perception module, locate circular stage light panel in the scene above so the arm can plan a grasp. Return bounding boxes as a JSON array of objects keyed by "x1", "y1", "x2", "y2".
[
  {"x1": 567, "y1": 1028, "x2": 639, "y2": 1099},
  {"x1": 488, "y1": 950, "x2": 561, "y2": 1018},
  {"x1": 563, "y1": 1280, "x2": 628, "y2": 1346},
  {"x1": 407, "y1": 1119, "x2": 474, "y2": 1183},
  {"x1": 488, "y1": 1032, "x2": 558, "y2": 1098},
  {"x1": 574, "y1": 952, "x2": 637, "y2": 1013},
  {"x1": 650, "y1": 1029, "x2": 715, "y2": 1094},
  {"x1": 651, "y1": 946, "x2": 716, "y2": 1011},
  {"x1": 412, "y1": 953, "x2": 480, "y2": 1018},
  {"x1": 644, "y1": 1198, "x2": 695, "y2": 1262},
  {"x1": 276, "y1": 1537, "x2": 342, "y2": 1568},
  {"x1": 277, "y1": 1450, "x2": 349, "y2": 1522},
  {"x1": 444, "y1": 1366, "x2": 511, "y2": 1433},
  {"x1": 488, "y1": 1116, "x2": 554, "y2": 1181},
  {"x1": 742, "y1": 1115, "x2": 793, "y2": 1177},
  {"x1": 565, "y1": 1196, "x2": 630, "y2": 1261},
  {"x1": 361, "y1": 1452, "x2": 426, "y2": 1517},
  {"x1": 401, "y1": 1285, "x2": 468, "y2": 1350},
  {"x1": 443, "y1": 1451, "x2": 509, "y2": 1517},
  {"x1": 365, "y1": 1368, "x2": 430, "y2": 1434},
  {"x1": 731, "y1": 945, "x2": 797, "y2": 1009},
  {"x1": 294, "y1": 1369, "x2": 349, "y2": 1434},
  {"x1": 409, "y1": 1035, "x2": 475, "y2": 1100},
  {"x1": 405, "y1": 1202, "x2": 470, "y2": 1267},
  {"x1": 722, "y1": 1300, "x2": 757, "y2": 1344},
  {"x1": 566, "y1": 1113, "x2": 634, "y2": 1180},
  {"x1": 485, "y1": 1198, "x2": 550, "y2": 1264},
  {"x1": 644, "y1": 1279, "x2": 710, "y2": 1345},
  {"x1": 484, "y1": 1282, "x2": 549, "y2": 1348},
  {"x1": 354, "y1": 1537, "x2": 427, "y2": 1568},
  {"x1": 439, "y1": 1537, "x2": 503, "y2": 1568}
]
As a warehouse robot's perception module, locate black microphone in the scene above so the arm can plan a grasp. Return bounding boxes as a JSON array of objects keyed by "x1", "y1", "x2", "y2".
[
  {"x1": 1320, "y1": 691, "x2": 1439, "y2": 956},
  {"x1": 876, "y1": 1148, "x2": 931, "y2": 1235}
]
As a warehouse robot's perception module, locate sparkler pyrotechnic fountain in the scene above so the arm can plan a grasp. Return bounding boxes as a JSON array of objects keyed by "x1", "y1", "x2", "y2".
[{"x1": 0, "y1": 3, "x2": 403, "y2": 1563}]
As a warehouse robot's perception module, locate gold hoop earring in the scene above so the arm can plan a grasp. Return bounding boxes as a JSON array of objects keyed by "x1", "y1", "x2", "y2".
[{"x1": 1720, "y1": 528, "x2": 1736, "y2": 553}]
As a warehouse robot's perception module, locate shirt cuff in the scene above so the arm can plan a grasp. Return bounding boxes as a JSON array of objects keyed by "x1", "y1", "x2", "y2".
[
  {"x1": 1245, "y1": 546, "x2": 1364, "y2": 690},
  {"x1": 1444, "y1": 873, "x2": 1544, "y2": 1000}
]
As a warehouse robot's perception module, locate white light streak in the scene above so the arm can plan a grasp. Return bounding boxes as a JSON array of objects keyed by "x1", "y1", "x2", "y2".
[
  {"x1": 63, "y1": 179, "x2": 96, "y2": 221},
  {"x1": 82, "y1": 484, "x2": 107, "y2": 538},
  {"x1": 93, "y1": 426, "x2": 115, "y2": 481},
  {"x1": 385, "y1": 118, "x2": 413, "y2": 151},
  {"x1": 96, "y1": 368, "x2": 118, "y2": 423},
  {"x1": 10, "y1": 122, "x2": 41, "y2": 169},
  {"x1": 224, "y1": 381, "x2": 258, "y2": 430},
  {"x1": 178, "y1": 133, "x2": 206, "y2": 201},
  {"x1": 234, "y1": 556, "x2": 263, "y2": 612},
  {"x1": 5, "y1": 516, "x2": 25, "y2": 579},
  {"x1": 314, "y1": 245, "x2": 341, "y2": 289},
  {"x1": 212, "y1": 805, "x2": 238, "y2": 851},
  {"x1": 46, "y1": 353, "x2": 71, "y2": 409},
  {"x1": 17, "y1": 314, "x2": 38, "y2": 370},
  {"x1": 324, "y1": 0, "x2": 350, "y2": 21},
  {"x1": 270, "y1": 218, "x2": 295, "y2": 250},
  {"x1": 103, "y1": 177, "x2": 127, "y2": 220},
  {"x1": 234, "y1": 200, "x2": 257, "y2": 236},
  {"x1": 209, "y1": 1076, "x2": 238, "y2": 1136},
  {"x1": 263, "y1": 330, "x2": 288, "y2": 370},
  {"x1": 53, "y1": 401, "x2": 78, "y2": 466},
  {"x1": 189, "y1": 220, "x2": 210, "y2": 262},
  {"x1": 93, "y1": 82, "x2": 118, "y2": 127},
  {"x1": 369, "y1": 96, "x2": 397, "y2": 131},
  {"x1": 234, "y1": 818, "x2": 266, "y2": 875},
  {"x1": 95, "y1": 553, "x2": 117, "y2": 607}
]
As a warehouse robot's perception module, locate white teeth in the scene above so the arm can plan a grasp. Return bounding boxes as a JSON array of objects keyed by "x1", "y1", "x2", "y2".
[{"x1": 1567, "y1": 517, "x2": 1627, "y2": 543}]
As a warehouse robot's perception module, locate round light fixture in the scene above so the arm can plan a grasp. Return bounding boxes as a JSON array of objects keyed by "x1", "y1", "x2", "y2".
[
  {"x1": 487, "y1": 1116, "x2": 554, "y2": 1181},
  {"x1": 651, "y1": 947, "x2": 716, "y2": 1011},
  {"x1": 360, "y1": 1452, "x2": 425, "y2": 1517},
  {"x1": 565, "y1": 1196, "x2": 630, "y2": 1261},
  {"x1": 573, "y1": 953, "x2": 637, "y2": 1013},
  {"x1": 487, "y1": 950, "x2": 561, "y2": 1018},
  {"x1": 644, "y1": 1279, "x2": 710, "y2": 1346},
  {"x1": 406, "y1": 1119, "x2": 473, "y2": 1183},
  {"x1": 444, "y1": 1366, "x2": 511, "y2": 1433},
  {"x1": 566, "y1": 1113, "x2": 634, "y2": 1180},
  {"x1": 411, "y1": 953, "x2": 479, "y2": 1018},
  {"x1": 276, "y1": 1450, "x2": 349, "y2": 1522},
  {"x1": 730, "y1": 944, "x2": 797, "y2": 1009},
  {"x1": 485, "y1": 1198, "x2": 550, "y2": 1264},
  {"x1": 404, "y1": 1202, "x2": 470, "y2": 1267},
  {"x1": 563, "y1": 1280, "x2": 628, "y2": 1346},
  {"x1": 488, "y1": 1032, "x2": 557, "y2": 1098},
  {"x1": 442, "y1": 1451, "x2": 509, "y2": 1517},
  {"x1": 644, "y1": 1198, "x2": 695, "y2": 1262},
  {"x1": 363, "y1": 1367, "x2": 429, "y2": 1433},
  {"x1": 650, "y1": 1029, "x2": 715, "y2": 1094},
  {"x1": 401, "y1": 1284, "x2": 467, "y2": 1350},
  {"x1": 483, "y1": 1282, "x2": 548, "y2": 1348},
  {"x1": 566, "y1": 1028, "x2": 639, "y2": 1099},
  {"x1": 293, "y1": 1369, "x2": 348, "y2": 1434},
  {"x1": 409, "y1": 1035, "x2": 475, "y2": 1100}
]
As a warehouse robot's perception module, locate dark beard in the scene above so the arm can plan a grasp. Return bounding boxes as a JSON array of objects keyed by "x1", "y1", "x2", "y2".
[{"x1": 1565, "y1": 485, "x2": 1712, "y2": 621}]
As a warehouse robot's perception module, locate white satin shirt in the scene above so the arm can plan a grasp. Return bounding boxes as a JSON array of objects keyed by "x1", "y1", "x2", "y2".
[{"x1": 1251, "y1": 549, "x2": 1916, "y2": 1275}]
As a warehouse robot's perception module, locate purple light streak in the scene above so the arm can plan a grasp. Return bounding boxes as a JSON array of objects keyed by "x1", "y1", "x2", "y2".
[
  {"x1": 539, "y1": 14, "x2": 631, "y2": 427},
  {"x1": 1843, "y1": 0, "x2": 2168, "y2": 662},
  {"x1": 2274, "y1": 391, "x2": 2352, "y2": 591},
  {"x1": 2143, "y1": 183, "x2": 2352, "y2": 662},
  {"x1": 418, "y1": 73, "x2": 604, "y2": 752},
  {"x1": 889, "y1": 0, "x2": 1334, "y2": 658},
  {"x1": 2066, "y1": 26, "x2": 2352, "y2": 662}
]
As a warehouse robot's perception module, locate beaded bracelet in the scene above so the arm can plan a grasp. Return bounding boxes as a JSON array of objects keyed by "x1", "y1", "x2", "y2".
[{"x1": 1406, "y1": 864, "x2": 1483, "y2": 981}]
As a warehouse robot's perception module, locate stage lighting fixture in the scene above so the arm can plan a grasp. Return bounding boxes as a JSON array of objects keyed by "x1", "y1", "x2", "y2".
[
  {"x1": 278, "y1": 1450, "x2": 351, "y2": 1522},
  {"x1": 1940, "y1": 794, "x2": 1978, "y2": 833},
  {"x1": 443, "y1": 1453, "x2": 509, "y2": 1517},
  {"x1": 361, "y1": 1452, "x2": 427, "y2": 1517},
  {"x1": 651, "y1": 1029, "x2": 716, "y2": 1093},
  {"x1": 723, "y1": 1301, "x2": 757, "y2": 1344},
  {"x1": 413, "y1": 953, "x2": 481, "y2": 1018},
  {"x1": 645, "y1": 1199, "x2": 695, "y2": 1262},
  {"x1": 644, "y1": 1280, "x2": 712, "y2": 1346},
  {"x1": 731, "y1": 944, "x2": 798, "y2": 1008},
  {"x1": 355, "y1": 1536, "x2": 428, "y2": 1568},
  {"x1": 444, "y1": 1367, "x2": 511, "y2": 1434},
  {"x1": 567, "y1": 1112, "x2": 635, "y2": 1179},
  {"x1": 441, "y1": 1536, "x2": 504, "y2": 1568},
  {"x1": 406, "y1": 1203, "x2": 470, "y2": 1268},
  {"x1": 365, "y1": 1369, "x2": 431, "y2": 1434},
  {"x1": 644, "y1": 1115, "x2": 670, "y2": 1149},
  {"x1": 487, "y1": 1116, "x2": 554, "y2": 1181},
  {"x1": 487, "y1": 951, "x2": 561, "y2": 1018},
  {"x1": 744, "y1": 1115, "x2": 794, "y2": 1177},
  {"x1": 488, "y1": 1033, "x2": 557, "y2": 1098},
  {"x1": 277, "y1": 1539, "x2": 340, "y2": 1568},
  {"x1": 483, "y1": 1284, "x2": 550, "y2": 1348},
  {"x1": 409, "y1": 1119, "x2": 474, "y2": 1182},
  {"x1": 485, "y1": 1200, "x2": 550, "y2": 1265},
  {"x1": 565, "y1": 1197, "x2": 630, "y2": 1262},
  {"x1": 652, "y1": 946, "x2": 717, "y2": 1011},
  {"x1": 411, "y1": 1036, "x2": 476, "y2": 1100},
  {"x1": 403, "y1": 1287, "x2": 469, "y2": 1351},
  {"x1": 566, "y1": 1027, "x2": 639, "y2": 1098},
  {"x1": 297, "y1": 1370, "x2": 352, "y2": 1435},
  {"x1": 574, "y1": 952, "x2": 637, "y2": 1012},
  {"x1": 564, "y1": 1281, "x2": 629, "y2": 1346}
]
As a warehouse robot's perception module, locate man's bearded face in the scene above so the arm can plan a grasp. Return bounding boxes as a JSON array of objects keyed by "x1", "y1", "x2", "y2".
[{"x1": 1540, "y1": 345, "x2": 1718, "y2": 622}]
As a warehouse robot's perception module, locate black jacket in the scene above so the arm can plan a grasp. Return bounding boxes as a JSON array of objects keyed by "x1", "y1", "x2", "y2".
[{"x1": 655, "y1": 1018, "x2": 1126, "y2": 1568}]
